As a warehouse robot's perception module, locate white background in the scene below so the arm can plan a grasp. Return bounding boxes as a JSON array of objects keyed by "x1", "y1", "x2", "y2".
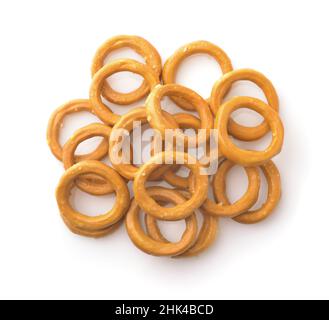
[{"x1": 0, "y1": 0, "x2": 328, "y2": 300}]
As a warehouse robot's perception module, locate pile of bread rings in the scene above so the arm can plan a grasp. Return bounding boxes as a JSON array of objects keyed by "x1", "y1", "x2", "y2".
[{"x1": 47, "y1": 35, "x2": 284, "y2": 257}]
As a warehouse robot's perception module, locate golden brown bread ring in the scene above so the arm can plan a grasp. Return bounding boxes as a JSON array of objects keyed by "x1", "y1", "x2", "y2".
[
  {"x1": 162, "y1": 40, "x2": 233, "y2": 110},
  {"x1": 125, "y1": 187, "x2": 198, "y2": 257},
  {"x1": 200, "y1": 160, "x2": 261, "y2": 217},
  {"x1": 90, "y1": 59, "x2": 160, "y2": 125},
  {"x1": 91, "y1": 35, "x2": 162, "y2": 105},
  {"x1": 145, "y1": 190, "x2": 219, "y2": 257},
  {"x1": 133, "y1": 152, "x2": 209, "y2": 221},
  {"x1": 213, "y1": 160, "x2": 281, "y2": 224},
  {"x1": 215, "y1": 96, "x2": 284, "y2": 166},
  {"x1": 109, "y1": 107, "x2": 179, "y2": 180},
  {"x1": 146, "y1": 84, "x2": 213, "y2": 147},
  {"x1": 62, "y1": 123, "x2": 114, "y2": 195},
  {"x1": 210, "y1": 69, "x2": 279, "y2": 141},
  {"x1": 56, "y1": 160, "x2": 130, "y2": 232},
  {"x1": 47, "y1": 99, "x2": 108, "y2": 161}
]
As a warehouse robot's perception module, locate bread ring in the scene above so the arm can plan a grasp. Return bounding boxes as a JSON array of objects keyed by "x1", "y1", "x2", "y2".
[
  {"x1": 109, "y1": 107, "x2": 178, "y2": 180},
  {"x1": 90, "y1": 59, "x2": 160, "y2": 125},
  {"x1": 146, "y1": 84, "x2": 213, "y2": 146},
  {"x1": 200, "y1": 160, "x2": 261, "y2": 217},
  {"x1": 62, "y1": 123, "x2": 114, "y2": 195},
  {"x1": 210, "y1": 69, "x2": 279, "y2": 141},
  {"x1": 215, "y1": 97, "x2": 284, "y2": 166},
  {"x1": 56, "y1": 160, "x2": 130, "y2": 232},
  {"x1": 162, "y1": 40, "x2": 233, "y2": 110},
  {"x1": 47, "y1": 99, "x2": 108, "y2": 161},
  {"x1": 91, "y1": 35, "x2": 162, "y2": 105},
  {"x1": 213, "y1": 160, "x2": 281, "y2": 224},
  {"x1": 133, "y1": 152, "x2": 208, "y2": 221},
  {"x1": 146, "y1": 190, "x2": 219, "y2": 257},
  {"x1": 125, "y1": 187, "x2": 198, "y2": 257}
]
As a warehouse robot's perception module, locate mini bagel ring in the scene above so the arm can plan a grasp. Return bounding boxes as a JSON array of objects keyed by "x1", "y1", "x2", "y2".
[
  {"x1": 125, "y1": 187, "x2": 198, "y2": 257},
  {"x1": 200, "y1": 159, "x2": 261, "y2": 218},
  {"x1": 146, "y1": 84, "x2": 213, "y2": 146},
  {"x1": 210, "y1": 69, "x2": 279, "y2": 141},
  {"x1": 47, "y1": 99, "x2": 108, "y2": 161},
  {"x1": 90, "y1": 59, "x2": 160, "y2": 125},
  {"x1": 215, "y1": 96, "x2": 284, "y2": 166},
  {"x1": 133, "y1": 152, "x2": 209, "y2": 221},
  {"x1": 91, "y1": 35, "x2": 162, "y2": 105},
  {"x1": 146, "y1": 190, "x2": 219, "y2": 257},
  {"x1": 213, "y1": 160, "x2": 281, "y2": 224},
  {"x1": 162, "y1": 40, "x2": 233, "y2": 111},
  {"x1": 62, "y1": 123, "x2": 114, "y2": 195},
  {"x1": 56, "y1": 160, "x2": 130, "y2": 232}
]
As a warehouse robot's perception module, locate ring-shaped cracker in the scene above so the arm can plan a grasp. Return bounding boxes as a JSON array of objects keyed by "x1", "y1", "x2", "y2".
[
  {"x1": 47, "y1": 99, "x2": 108, "y2": 161},
  {"x1": 109, "y1": 107, "x2": 178, "y2": 180},
  {"x1": 201, "y1": 160, "x2": 261, "y2": 217},
  {"x1": 146, "y1": 84, "x2": 213, "y2": 146},
  {"x1": 125, "y1": 187, "x2": 198, "y2": 257},
  {"x1": 162, "y1": 41, "x2": 233, "y2": 110},
  {"x1": 90, "y1": 59, "x2": 160, "y2": 125},
  {"x1": 215, "y1": 97, "x2": 284, "y2": 166},
  {"x1": 133, "y1": 152, "x2": 208, "y2": 221},
  {"x1": 56, "y1": 160, "x2": 130, "y2": 232},
  {"x1": 62, "y1": 123, "x2": 114, "y2": 195},
  {"x1": 91, "y1": 35, "x2": 162, "y2": 105},
  {"x1": 210, "y1": 69, "x2": 279, "y2": 141},
  {"x1": 146, "y1": 190, "x2": 219, "y2": 257},
  {"x1": 213, "y1": 160, "x2": 281, "y2": 224}
]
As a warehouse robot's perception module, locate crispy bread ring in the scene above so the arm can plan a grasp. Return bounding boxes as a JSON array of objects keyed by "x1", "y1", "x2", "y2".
[
  {"x1": 162, "y1": 41, "x2": 233, "y2": 110},
  {"x1": 200, "y1": 160, "x2": 261, "y2": 217},
  {"x1": 91, "y1": 35, "x2": 162, "y2": 105},
  {"x1": 47, "y1": 99, "x2": 108, "y2": 161},
  {"x1": 146, "y1": 84, "x2": 213, "y2": 146},
  {"x1": 125, "y1": 187, "x2": 198, "y2": 257},
  {"x1": 146, "y1": 190, "x2": 219, "y2": 257},
  {"x1": 62, "y1": 123, "x2": 114, "y2": 195},
  {"x1": 213, "y1": 160, "x2": 281, "y2": 224},
  {"x1": 56, "y1": 160, "x2": 130, "y2": 232},
  {"x1": 90, "y1": 59, "x2": 160, "y2": 125},
  {"x1": 133, "y1": 152, "x2": 208, "y2": 221},
  {"x1": 215, "y1": 97, "x2": 284, "y2": 166},
  {"x1": 109, "y1": 107, "x2": 178, "y2": 180},
  {"x1": 210, "y1": 69, "x2": 279, "y2": 141}
]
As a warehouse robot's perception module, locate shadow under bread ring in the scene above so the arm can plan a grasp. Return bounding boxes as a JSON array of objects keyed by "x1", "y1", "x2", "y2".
[
  {"x1": 146, "y1": 84, "x2": 213, "y2": 146},
  {"x1": 162, "y1": 40, "x2": 233, "y2": 111},
  {"x1": 200, "y1": 159, "x2": 261, "y2": 217},
  {"x1": 145, "y1": 189, "x2": 219, "y2": 257},
  {"x1": 47, "y1": 99, "x2": 108, "y2": 162},
  {"x1": 91, "y1": 35, "x2": 162, "y2": 105},
  {"x1": 133, "y1": 152, "x2": 209, "y2": 221},
  {"x1": 56, "y1": 160, "x2": 130, "y2": 232},
  {"x1": 90, "y1": 59, "x2": 161, "y2": 125},
  {"x1": 213, "y1": 160, "x2": 281, "y2": 224},
  {"x1": 125, "y1": 187, "x2": 198, "y2": 257},
  {"x1": 62, "y1": 123, "x2": 114, "y2": 195},
  {"x1": 210, "y1": 68, "x2": 279, "y2": 141},
  {"x1": 215, "y1": 96, "x2": 284, "y2": 166}
]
